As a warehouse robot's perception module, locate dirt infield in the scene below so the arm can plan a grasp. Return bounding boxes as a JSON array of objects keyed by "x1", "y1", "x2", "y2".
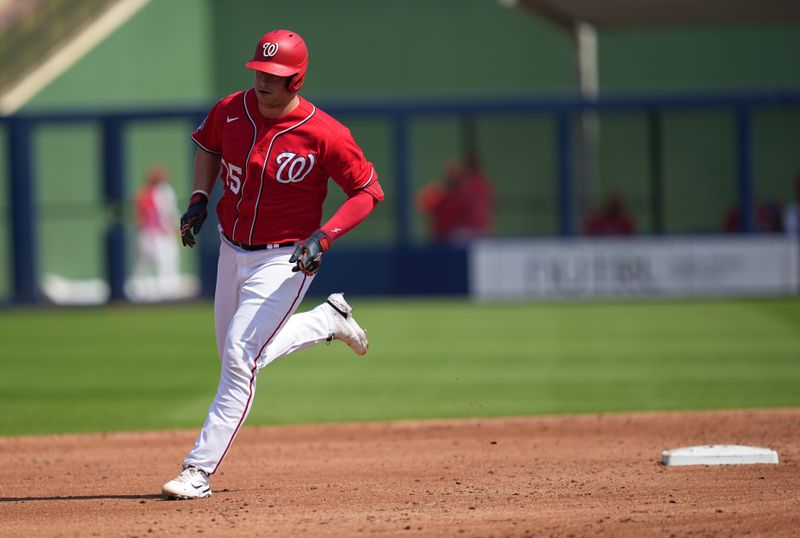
[{"x1": 1, "y1": 409, "x2": 798, "y2": 537}]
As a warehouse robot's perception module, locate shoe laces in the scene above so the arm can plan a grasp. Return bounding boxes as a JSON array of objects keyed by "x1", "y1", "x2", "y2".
[{"x1": 180, "y1": 466, "x2": 207, "y2": 481}]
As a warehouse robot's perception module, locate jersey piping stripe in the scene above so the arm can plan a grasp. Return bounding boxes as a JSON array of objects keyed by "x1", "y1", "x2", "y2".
[
  {"x1": 231, "y1": 89, "x2": 259, "y2": 241},
  {"x1": 356, "y1": 165, "x2": 375, "y2": 190},
  {"x1": 191, "y1": 137, "x2": 222, "y2": 155},
  {"x1": 248, "y1": 105, "x2": 317, "y2": 244},
  {"x1": 211, "y1": 272, "x2": 310, "y2": 475}
]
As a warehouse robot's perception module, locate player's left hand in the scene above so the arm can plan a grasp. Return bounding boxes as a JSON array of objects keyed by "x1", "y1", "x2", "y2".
[{"x1": 289, "y1": 230, "x2": 331, "y2": 276}]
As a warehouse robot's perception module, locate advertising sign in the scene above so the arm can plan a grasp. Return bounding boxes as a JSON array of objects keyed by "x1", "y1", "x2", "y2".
[{"x1": 470, "y1": 237, "x2": 799, "y2": 300}]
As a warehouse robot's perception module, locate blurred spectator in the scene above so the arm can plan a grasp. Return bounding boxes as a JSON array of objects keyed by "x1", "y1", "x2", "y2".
[
  {"x1": 723, "y1": 200, "x2": 783, "y2": 233},
  {"x1": 131, "y1": 163, "x2": 180, "y2": 300},
  {"x1": 583, "y1": 189, "x2": 636, "y2": 236},
  {"x1": 783, "y1": 174, "x2": 800, "y2": 236},
  {"x1": 416, "y1": 153, "x2": 494, "y2": 244}
]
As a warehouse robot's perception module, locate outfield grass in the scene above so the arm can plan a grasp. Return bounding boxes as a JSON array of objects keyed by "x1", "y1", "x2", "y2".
[{"x1": 1, "y1": 297, "x2": 798, "y2": 436}]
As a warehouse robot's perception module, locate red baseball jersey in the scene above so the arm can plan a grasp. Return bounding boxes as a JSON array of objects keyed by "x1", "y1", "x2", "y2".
[{"x1": 192, "y1": 90, "x2": 381, "y2": 245}]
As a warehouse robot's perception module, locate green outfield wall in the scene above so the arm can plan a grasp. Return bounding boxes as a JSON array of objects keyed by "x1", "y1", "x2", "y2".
[
  {"x1": 15, "y1": 0, "x2": 211, "y2": 284},
  {"x1": 3, "y1": 0, "x2": 800, "y2": 292}
]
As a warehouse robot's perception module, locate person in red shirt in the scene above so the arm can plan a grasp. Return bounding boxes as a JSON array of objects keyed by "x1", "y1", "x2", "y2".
[
  {"x1": 131, "y1": 163, "x2": 180, "y2": 300},
  {"x1": 416, "y1": 154, "x2": 494, "y2": 243},
  {"x1": 162, "y1": 30, "x2": 384, "y2": 500},
  {"x1": 583, "y1": 189, "x2": 636, "y2": 236},
  {"x1": 724, "y1": 199, "x2": 784, "y2": 233}
]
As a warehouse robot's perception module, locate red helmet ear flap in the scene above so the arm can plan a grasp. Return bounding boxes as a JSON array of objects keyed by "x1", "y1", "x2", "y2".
[{"x1": 289, "y1": 74, "x2": 305, "y2": 92}]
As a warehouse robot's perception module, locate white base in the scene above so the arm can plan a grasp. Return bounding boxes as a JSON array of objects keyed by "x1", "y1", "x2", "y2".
[{"x1": 661, "y1": 444, "x2": 779, "y2": 466}]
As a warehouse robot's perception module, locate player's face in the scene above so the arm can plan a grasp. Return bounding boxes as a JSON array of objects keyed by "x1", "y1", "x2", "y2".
[{"x1": 253, "y1": 71, "x2": 294, "y2": 112}]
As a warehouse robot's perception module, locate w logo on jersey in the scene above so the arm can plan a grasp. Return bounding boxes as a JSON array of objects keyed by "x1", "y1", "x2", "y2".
[{"x1": 276, "y1": 152, "x2": 316, "y2": 184}]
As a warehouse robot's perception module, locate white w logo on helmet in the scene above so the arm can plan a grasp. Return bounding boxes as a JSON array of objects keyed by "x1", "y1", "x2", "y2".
[
  {"x1": 276, "y1": 152, "x2": 316, "y2": 183},
  {"x1": 262, "y1": 42, "x2": 279, "y2": 57}
]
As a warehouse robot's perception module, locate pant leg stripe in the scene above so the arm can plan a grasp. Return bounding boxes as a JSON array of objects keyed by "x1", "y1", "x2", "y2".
[{"x1": 211, "y1": 274, "x2": 309, "y2": 475}]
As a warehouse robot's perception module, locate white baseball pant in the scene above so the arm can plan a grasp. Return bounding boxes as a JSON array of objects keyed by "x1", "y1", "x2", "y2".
[
  {"x1": 133, "y1": 230, "x2": 180, "y2": 298},
  {"x1": 183, "y1": 231, "x2": 337, "y2": 474}
]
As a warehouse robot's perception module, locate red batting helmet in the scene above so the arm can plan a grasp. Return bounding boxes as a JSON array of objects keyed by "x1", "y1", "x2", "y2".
[{"x1": 245, "y1": 30, "x2": 308, "y2": 92}]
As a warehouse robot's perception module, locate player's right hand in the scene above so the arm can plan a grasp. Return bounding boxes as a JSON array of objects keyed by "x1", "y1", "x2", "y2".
[{"x1": 180, "y1": 192, "x2": 209, "y2": 248}]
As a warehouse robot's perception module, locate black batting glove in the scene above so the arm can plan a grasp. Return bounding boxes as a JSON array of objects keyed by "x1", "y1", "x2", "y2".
[
  {"x1": 180, "y1": 192, "x2": 209, "y2": 248},
  {"x1": 289, "y1": 230, "x2": 332, "y2": 276}
]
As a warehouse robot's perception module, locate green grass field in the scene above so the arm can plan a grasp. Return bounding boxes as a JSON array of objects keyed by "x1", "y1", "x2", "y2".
[{"x1": 1, "y1": 297, "x2": 798, "y2": 436}]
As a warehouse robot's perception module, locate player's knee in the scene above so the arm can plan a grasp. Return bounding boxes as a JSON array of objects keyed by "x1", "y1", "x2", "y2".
[{"x1": 221, "y1": 340, "x2": 258, "y2": 375}]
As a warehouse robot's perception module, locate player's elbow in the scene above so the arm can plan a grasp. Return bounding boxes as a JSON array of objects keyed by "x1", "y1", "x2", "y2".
[{"x1": 361, "y1": 180, "x2": 385, "y2": 203}]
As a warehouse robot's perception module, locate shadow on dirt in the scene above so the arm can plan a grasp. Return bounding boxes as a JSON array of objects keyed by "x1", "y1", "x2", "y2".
[{"x1": 0, "y1": 493, "x2": 164, "y2": 502}]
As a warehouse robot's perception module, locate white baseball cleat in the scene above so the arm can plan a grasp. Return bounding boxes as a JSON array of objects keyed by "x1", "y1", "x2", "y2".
[
  {"x1": 161, "y1": 466, "x2": 212, "y2": 500},
  {"x1": 326, "y1": 292, "x2": 369, "y2": 356}
]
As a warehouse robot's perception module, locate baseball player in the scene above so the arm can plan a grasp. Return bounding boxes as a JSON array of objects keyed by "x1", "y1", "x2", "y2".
[
  {"x1": 131, "y1": 163, "x2": 180, "y2": 300},
  {"x1": 162, "y1": 29, "x2": 384, "y2": 500}
]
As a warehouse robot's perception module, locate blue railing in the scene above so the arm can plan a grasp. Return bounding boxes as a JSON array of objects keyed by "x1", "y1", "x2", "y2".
[{"x1": 4, "y1": 90, "x2": 800, "y2": 303}]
